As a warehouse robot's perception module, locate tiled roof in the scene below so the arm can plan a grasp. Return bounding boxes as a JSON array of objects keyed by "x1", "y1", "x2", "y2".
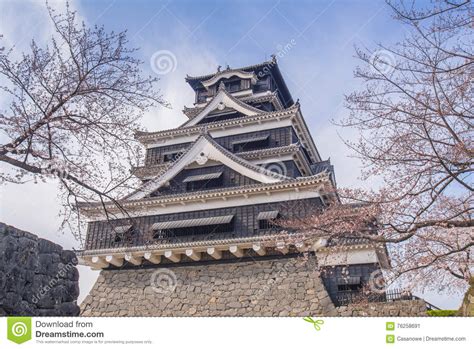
[
  {"x1": 125, "y1": 133, "x2": 292, "y2": 200},
  {"x1": 326, "y1": 237, "x2": 371, "y2": 247},
  {"x1": 257, "y1": 210, "x2": 279, "y2": 220},
  {"x1": 134, "y1": 104, "x2": 299, "y2": 142},
  {"x1": 182, "y1": 171, "x2": 223, "y2": 183},
  {"x1": 310, "y1": 159, "x2": 336, "y2": 185},
  {"x1": 182, "y1": 91, "x2": 283, "y2": 118},
  {"x1": 78, "y1": 171, "x2": 331, "y2": 213},
  {"x1": 132, "y1": 144, "x2": 303, "y2": 179},
  {"x1": 179, "y1": 86, "x2": 263, "y2": 127},
  {"x1": 151, "y1": 215, "x2": 234, "y2": 230},
  {"x1": 185, "y1": 57, "x2": 276, "y2": 82},
  {"x1": 311, "y1": 159, "x2": 334, "y2": 175},
  {"x1": 231, "y1": 134, "x2": 269, "y2": 145}
]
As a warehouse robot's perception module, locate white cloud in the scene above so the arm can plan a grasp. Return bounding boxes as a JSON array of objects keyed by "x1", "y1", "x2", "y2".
[
  {"x1": 139, "y1": 37, "x2": 219, "y2": 133},
  {"x1": 0, "y1": 0, "x2": 98, "y2": 304},
  {"x1": 0, "y1": 0, "x2": 80, "y2": 52},
  {"x1": 0, "y1": 0, "x2": 219, "y2": 304}
]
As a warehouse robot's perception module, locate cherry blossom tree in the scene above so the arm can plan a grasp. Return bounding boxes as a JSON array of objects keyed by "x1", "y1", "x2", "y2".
[
  {"x1": 0, "y1": 4, "x2": 166, "y2": 243},
  {"x1": 281, "y1": 0, "x2": 473, "y2": 294}
]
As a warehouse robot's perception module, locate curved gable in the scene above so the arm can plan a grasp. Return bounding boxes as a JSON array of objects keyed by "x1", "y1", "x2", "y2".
[
  {"x1": 127, "y1": 134, "x2": 289, "y2": 200},
  {"x1": 201, "y1": 70, "x2": 257, "y2": 89},
  {"x1": 183, "y1": 86, "x2": 263, "y2": 127}
]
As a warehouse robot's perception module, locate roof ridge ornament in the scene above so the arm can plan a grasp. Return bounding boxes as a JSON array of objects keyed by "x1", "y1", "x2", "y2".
[
  {"x1": 185, "y1": 60, "x2": 276, "y2": 81},
  {"x1": 195, "y1": 151, "x2": 209, "y2": 165}
]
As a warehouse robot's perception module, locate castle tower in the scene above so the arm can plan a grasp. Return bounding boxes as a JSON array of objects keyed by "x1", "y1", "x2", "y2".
[{"x1": 79, "y1": 57, "x2": 389, "y2": 316}]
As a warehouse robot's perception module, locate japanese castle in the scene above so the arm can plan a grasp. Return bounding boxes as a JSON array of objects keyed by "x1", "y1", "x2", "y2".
[{"x1": 79, "y1": 57, "x2": 389, "y2": 308}]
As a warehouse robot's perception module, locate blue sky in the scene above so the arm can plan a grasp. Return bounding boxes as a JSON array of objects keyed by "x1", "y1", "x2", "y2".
[
  {"x1": 73, "y1": 0, "x2": 407, "y2": 187},
  {"x1": 1, "y1": 0, "x2": 409, "y2": 187},
  {"x1": 2, "y1": 0, "x2": 459, "y2": 308}
]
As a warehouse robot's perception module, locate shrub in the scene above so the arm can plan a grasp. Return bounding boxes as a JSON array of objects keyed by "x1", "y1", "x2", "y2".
[{"x1": 426, "y1": 310, "x2": 457, "y2": 317}]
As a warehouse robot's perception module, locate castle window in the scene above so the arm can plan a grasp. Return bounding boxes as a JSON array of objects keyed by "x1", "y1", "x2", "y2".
[
  {"x1": 151, "y1": 215, "x2": 234, "y2": 240},
  {"x1": 112, "y1": 225, "x2": 133, "y2": 243},
  {"x1": 257, "y1": 210, "x2": 280, "y2": 230},
  {"x1": 196, "y1": 88, "x2": 210, "y2": 103},
  {"x1": 232, "y1": 134, "x2": 270, "y2": 152},
  {"x1": 254, "y1": 75, "x2": 270, "y2": 92},
  {"x1": 183, "y1": 171, "x2": 223, "y2": 191},
  {"x1": 163, "y1": 149, "x2": 185, "y2": 162},
  {"x1": 252, "y1": 102, "x2": 274, "y2": 112},
  {"x1": 224, "y1": 79, "x2": 241, "y2": 92},
  {"x1": 197, "y1": 111, "x2": 243, "y2": 125},
  {"x1": 241, "y1": 79, "x2": 251, "y2": 90}
]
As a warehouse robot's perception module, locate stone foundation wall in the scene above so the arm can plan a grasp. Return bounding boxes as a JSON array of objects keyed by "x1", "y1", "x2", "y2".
[
  {"x1": 337, "y1": 300, "x2": 427, "y2": 316},
  {"x1": 81, "y1": 256, "x2": 428, "y2": 317},
  {"x1": 81, "y1": 257, "x2": 338, "y2": 316},
  {"x1": 0, "y1": 223, "x2": 80, "y2": 316}
]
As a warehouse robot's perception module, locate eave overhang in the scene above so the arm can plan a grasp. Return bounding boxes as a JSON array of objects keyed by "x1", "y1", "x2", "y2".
[
  {"x1": 316, "y1": 243, "x2": 390, "y2": 269},
  {"x1": 185, "y1": 56, "x2": 293, "y2": 108},
  {"x1": 77, "y1": 231, "x2": 388, "y2": 270},
  {"x1": 133, "y1": 143, "x2": 312, "y2": 180},
  {"x1": 240, "y1": 91, "x2": 284, "y2": 111},
  {"x1": 135, "y1": 104, "x2": 321, "y2": 163},
  {"x1": 78, "y1": 172, "x2": 332, "y2": 219},
  {"x1": 135, "y1": 105, "x2": 299, "y2": 143},
  {"x1": 201, "y1": 70, "x2": 257, "y2": 90},
  {"x1": 180, "y1": 86, "x2": 263, "y2": 127},
  {"x1": 183, "y1": 91, "x2": 284, "y2": 119},
  {"x1": 185, "y1": 59, "x2": 275, "y2": 84},
  {"x1": 127, "y1": 133, "x2": 291, "y2": 200}
]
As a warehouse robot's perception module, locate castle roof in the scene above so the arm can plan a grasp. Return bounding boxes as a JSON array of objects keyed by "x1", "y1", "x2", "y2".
[
  {"x1": 185, "y1": 56, "x2": 294, "y2": 108},
  {"x1": 180, "y1": 84, "x2": 263, "y2": 127},
  {"x1": 126, "y1": 133, "x2": 291, "y2": 200},
  {"x1": 132, "y1": 143, "x2": 312, "y2": 180}
]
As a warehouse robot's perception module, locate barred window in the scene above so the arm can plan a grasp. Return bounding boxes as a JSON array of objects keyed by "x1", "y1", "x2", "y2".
[
  {"x1": 258, "y1": 211, "x2": 280, "y2": 230},
  {"x1": 163, "y1": 151, "x2": 184, "y2": 162}
]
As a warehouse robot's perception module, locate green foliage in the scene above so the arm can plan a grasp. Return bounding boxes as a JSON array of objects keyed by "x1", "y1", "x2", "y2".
[{"x1": 426, "y1": 310, "x2": 457, "y2": 317}]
